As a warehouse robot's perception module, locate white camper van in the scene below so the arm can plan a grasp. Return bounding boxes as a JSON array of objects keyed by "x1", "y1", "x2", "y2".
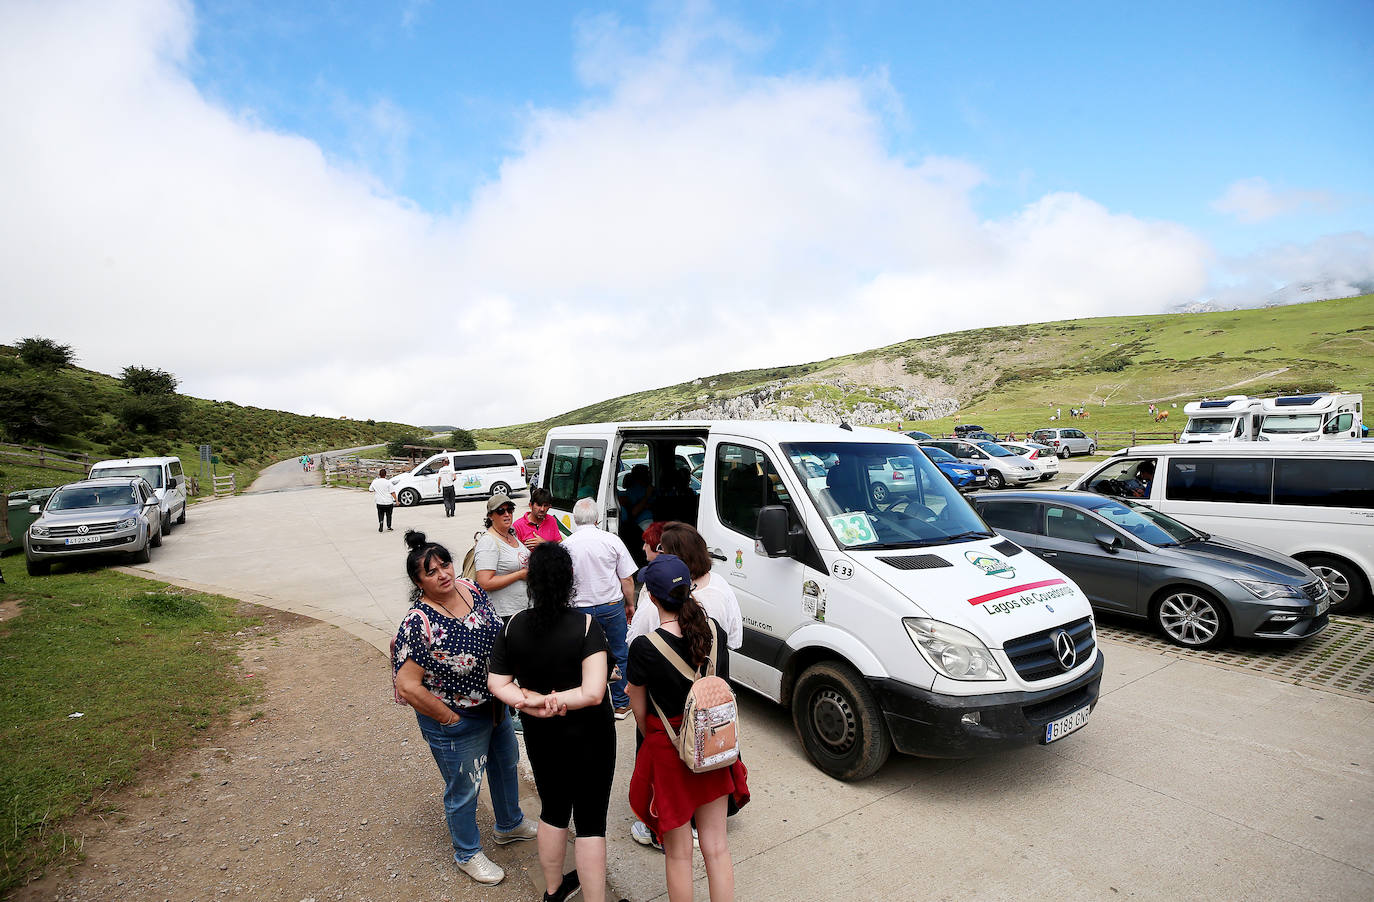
[
  {"x1": 541, "y1": 421, "x2": 1104, "y2": 780},
  {"x1": 1181, "y1": 396, "x2": 1264, "y2": 443},
  {"x1": 1258, "y1": 392, "x2": 1363, "y2": 442}
]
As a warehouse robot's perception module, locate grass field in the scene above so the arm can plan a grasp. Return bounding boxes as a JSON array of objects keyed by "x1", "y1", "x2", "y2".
[{"x1": 0, "y1": 566, "x2": 257, "y2": 893}]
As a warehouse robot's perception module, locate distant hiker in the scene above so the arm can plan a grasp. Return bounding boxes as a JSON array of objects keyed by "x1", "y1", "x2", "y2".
[{"x1": 370, "y1": 469, "x2": 397, "y2": 532}]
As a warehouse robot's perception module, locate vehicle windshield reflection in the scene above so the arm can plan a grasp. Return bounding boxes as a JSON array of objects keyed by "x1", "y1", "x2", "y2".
[
  {"x1": 1087, "y1": 498, "x2": 1199, "y2": 546},
  {"x1": 782, "y1": 441, "x2": 992, "y2": 550}
]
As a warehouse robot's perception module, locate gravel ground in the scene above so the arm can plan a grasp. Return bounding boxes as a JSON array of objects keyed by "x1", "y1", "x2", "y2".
[{"x1": 13, "y1": 607, "x2": 566, "y2": 902}]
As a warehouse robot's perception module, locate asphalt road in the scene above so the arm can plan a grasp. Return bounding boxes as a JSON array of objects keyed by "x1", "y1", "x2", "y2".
[{"x1": 129, "y1": 480, "x2": 1374, "y2": 901}]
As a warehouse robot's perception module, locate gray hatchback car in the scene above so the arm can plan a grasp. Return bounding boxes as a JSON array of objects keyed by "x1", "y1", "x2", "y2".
[
  {"x1": 972, "y1": 490, "x2": 1329, "y2": 648},
  {"x1": 24, "y1": 476, "x2": 163, "y2": 575}
]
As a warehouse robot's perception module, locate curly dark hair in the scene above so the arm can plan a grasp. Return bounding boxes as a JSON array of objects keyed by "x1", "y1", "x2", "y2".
[{"x1": 526, "y1": 541, "x2": 575, "y2": 631}]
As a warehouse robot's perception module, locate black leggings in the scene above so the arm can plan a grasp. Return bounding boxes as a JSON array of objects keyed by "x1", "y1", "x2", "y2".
[
  {"x1": 522, "y1": 704, "x2": 616, "y2": 836},
  {"x1": 376, "y1": 504, "x2": 393, "y2": 528}
]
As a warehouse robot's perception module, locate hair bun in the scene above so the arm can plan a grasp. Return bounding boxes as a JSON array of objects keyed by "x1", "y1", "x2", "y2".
[{"x1": 403, "y1": 529, "x2": 428, "y2": 551}]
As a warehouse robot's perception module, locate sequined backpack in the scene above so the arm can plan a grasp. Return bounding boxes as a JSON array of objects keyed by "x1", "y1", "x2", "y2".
[{"x1": 647, "y1": 628, "x2": 739, "y2": 773}]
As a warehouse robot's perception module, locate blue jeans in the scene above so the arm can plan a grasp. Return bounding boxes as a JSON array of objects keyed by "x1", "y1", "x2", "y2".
[
  {"x1": 416, "y1": 708, "x2": 524, "y2": 863},
  {"x1": 586, "y1": 601, "x2": 629, "y2": 708}
]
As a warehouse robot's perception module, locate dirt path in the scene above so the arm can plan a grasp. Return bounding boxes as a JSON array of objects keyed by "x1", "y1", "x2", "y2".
[{"x1": 14, "y1": 606, "x2": 548, "y2": 902}]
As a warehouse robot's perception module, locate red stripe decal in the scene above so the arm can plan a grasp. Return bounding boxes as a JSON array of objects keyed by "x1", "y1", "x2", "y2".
[{"x1": 968, "y1": 578, "x2": 1067, "y2": 606}]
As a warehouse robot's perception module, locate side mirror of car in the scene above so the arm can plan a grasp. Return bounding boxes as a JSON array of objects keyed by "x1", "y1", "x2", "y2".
[
  {"x1": 145, "y1": 498, "x2": 160, "y2": 508},
  {"x1": 168, "y1": 477, "x2": 178, "y2": 489},
  {"x1": 756, "y1": 505, "x2": 793, "y2": 558},
  {"x1": 28, "y1": 504, "x2": 40, "y2": 515},
  {"x1": 1094, "y1": 532, "x2": 1121, "y2": 553}
]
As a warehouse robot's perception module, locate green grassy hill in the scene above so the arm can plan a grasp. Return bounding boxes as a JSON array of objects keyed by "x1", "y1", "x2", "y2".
[
  {"x1": 478, "y1": 293, "x2": 1374, "y2": 450},
  {"x1": 0, "y1": 346, "x2": 419, "y2": 494}
]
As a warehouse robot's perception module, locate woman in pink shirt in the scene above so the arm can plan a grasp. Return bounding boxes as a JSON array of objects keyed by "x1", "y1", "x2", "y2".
[{"x1": 514, "y1": 487, "x2": 563, "y2": 549}]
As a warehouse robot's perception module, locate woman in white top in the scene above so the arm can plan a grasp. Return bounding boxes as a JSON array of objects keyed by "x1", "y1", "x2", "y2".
[
  {"x1": 474, "y1": 494, "x2": 530, "y2": 621},
  {"x1": 626, "y1": 522, "x2": 742, "y2": 650}
]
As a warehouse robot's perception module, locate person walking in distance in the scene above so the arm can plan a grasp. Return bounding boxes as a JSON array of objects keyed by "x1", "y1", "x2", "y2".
[
  {"x1": 370, "y1": 469, "x2": 397, "y2": 532},
  {"x1": 514, "y1": 487, "x2": 562, "y2": 549},
  {"x1": 562, "y1": 497, "x2": 637, "y2": 719},
  {"x1": 437, "y1": 457, "x2": 458, "y2": 518}
]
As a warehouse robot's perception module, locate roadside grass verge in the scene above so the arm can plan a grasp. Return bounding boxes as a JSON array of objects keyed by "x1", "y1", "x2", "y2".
[{"x1": 0, "y1": 564, "x2": 259, "y2": 893}]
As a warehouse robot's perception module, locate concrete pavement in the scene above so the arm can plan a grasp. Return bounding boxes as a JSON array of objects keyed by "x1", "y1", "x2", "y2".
[{"x1": 131, "y1": 484, "x2": 1374, "y2": 901}]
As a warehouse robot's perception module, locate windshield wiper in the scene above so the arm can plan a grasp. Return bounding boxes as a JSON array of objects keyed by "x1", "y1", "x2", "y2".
[{"x1": 942, "y1": 530, "x2": 994, "y2": 543}]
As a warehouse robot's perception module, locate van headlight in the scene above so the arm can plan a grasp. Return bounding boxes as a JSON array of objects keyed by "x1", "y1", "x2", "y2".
[
  {"x1": 1234, "y1": 579, "x2": 1304, "y2": 600},
  {"x1": 29, "y1": 523, "x2": 50, "y2": 538},
  {"x1": 117, "y1": 518, "x2": 138, "y2": 530},
  {"x1": 903, "y1": 618, "x2": 1005, "y2": 681}
]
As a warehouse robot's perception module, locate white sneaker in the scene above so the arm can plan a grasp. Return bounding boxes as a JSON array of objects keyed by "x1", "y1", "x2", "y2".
[
  {"x1": 631, "y1": 820, "x2": 661, "y2": 851},
  {"x1": 456, "y1": 851, "x2": 505, "y2": 885},
  {"x1": 494, "y1": 817, "x2": 538, "y2": 844}
]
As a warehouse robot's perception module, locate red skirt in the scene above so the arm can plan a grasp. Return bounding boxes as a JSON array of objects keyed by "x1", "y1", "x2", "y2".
[{"x1": 629, "y1": 713, "x2": 750, "y2": 836}]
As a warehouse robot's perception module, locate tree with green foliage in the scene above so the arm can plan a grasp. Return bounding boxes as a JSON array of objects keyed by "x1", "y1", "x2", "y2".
[
  {"x1": 386, "y1": 433, "x2": 421, "y2": 458},
  {"x1": 446, "y1": 428, "x2": 477, "y2": 451},
  {"x1": 15, "y1": 336, "x2": 75, "y2": 370},
  {"x1": 121, "y1": 365, "x2": 179, "y2": 396},
  {"x1": 0, "y1": 372, "x2": 87, "y2": 442},
  {"x1": 119, "y1": 365, "x2": 186, "y2": 431}
]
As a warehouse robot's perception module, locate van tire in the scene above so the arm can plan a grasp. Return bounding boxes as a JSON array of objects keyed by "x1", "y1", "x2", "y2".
[
  {"x1": 792, "y1": 661, "x2": 891, "y2": 782},
  {"x1": 397, "y1": 488, "x2": 421, "y2": 507},
  {"x1": 1299, "y1": 554, "x2": 1367, "y2": 614},
  {"x1": 176, "y1": 504, "x2": 186, "y2": 525},
  {"x1": 150, "y1": 527, "x2": 162, "y2": 548},
  {"x1": 489, "y1": 482, "x2": 511, "y2": 498},
  {"x1": 162, "y1": 512, "x2": 173, "y2": 534}
]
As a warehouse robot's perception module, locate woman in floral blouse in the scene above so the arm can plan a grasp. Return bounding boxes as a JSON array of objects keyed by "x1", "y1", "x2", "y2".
[{"x1": 393, "y1": 530, "x2": 537, "y2": 887}]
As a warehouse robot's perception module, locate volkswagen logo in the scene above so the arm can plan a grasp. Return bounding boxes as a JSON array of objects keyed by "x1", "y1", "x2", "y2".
[
  {"x1": 76, "y1": 525, "x2": 89, "y2": 535},
  {"x1": 1053, "y1": 629, "x2": 1076, "y2": 671}
]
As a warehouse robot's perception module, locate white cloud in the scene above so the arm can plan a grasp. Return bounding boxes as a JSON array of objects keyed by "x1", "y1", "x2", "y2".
[
  {"x1": 1212, "y1": 176, "x2": 1338, "y2": 224},
  {"x1": 1207, "y1": 232, "x2": 1374, "y2": 307},
  {"x1": 3, "y1": 0, "x2": 1359, "y2": 432}
]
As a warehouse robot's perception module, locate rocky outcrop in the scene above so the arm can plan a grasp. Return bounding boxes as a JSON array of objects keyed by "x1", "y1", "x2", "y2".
[{"x1": 662, "y1": 378, "x2": 959, "y2": 426}]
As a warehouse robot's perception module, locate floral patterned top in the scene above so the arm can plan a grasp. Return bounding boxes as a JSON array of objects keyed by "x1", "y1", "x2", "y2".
[{"x1": 392, "y1": 581, "x2": 501, "y2": 714}]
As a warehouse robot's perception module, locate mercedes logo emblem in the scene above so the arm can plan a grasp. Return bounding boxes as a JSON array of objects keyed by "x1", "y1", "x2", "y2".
[
  {"x1": 1053, "y1": 629, "x2": 1076, "y2": 671},
  {"x1": 77, "y1": 525, "x2": 89, "y2": 535}
]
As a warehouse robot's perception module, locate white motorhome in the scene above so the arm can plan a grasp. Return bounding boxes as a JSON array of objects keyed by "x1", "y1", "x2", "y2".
[
  {"x1": 1070, "y1": 442, "x2": 1374, "y2": 614},
  {"x1": 541, "y1": 421, "x2": 1104, "y2": 780},
  {"x1": 1258, "y1": 392, "x2": 1363, "y2": 442},
  {"x1": 1181, "y1": 396, "x2": 1264, "y2": 443}
]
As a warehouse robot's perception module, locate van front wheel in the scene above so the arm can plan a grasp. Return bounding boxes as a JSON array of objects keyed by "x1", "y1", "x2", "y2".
[
  {"x1": 489, "y1": 482, "x2": 511, "y2": 498},
  {"x1": 397, "y1": 488, "x2": 420, "y2": 507},
  {"x1": 792, "y1": 661, "x2": 891, "y2": 782}
]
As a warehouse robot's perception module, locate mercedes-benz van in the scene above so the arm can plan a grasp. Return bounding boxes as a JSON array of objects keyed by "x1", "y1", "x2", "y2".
[{"x1": 540, "y1": 421, "x2": 1104, "y2": 780}]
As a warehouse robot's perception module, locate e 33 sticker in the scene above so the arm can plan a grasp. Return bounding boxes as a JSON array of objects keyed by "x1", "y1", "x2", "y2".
[
  {"x1": 965, "y1": 551, "x2": 1015, "y2": 579},
  {"x1": 832, "y1": 561, "x2": 854, "y2": 580}
]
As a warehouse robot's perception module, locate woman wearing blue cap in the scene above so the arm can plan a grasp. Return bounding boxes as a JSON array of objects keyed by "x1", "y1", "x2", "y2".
[{"x1": 626, "y1": 553, "x2": 749, "y2": 902}]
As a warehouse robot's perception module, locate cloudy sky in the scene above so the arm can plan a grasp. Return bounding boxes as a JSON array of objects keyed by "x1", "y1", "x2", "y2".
[{"x1": 2, "y1": 1, "x2": 1371, "y2": 428}]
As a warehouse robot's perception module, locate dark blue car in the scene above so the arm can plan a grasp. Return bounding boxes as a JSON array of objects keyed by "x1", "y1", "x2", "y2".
[{"x1": 919, "y1": 445, "x2": 987, "y2": 493}]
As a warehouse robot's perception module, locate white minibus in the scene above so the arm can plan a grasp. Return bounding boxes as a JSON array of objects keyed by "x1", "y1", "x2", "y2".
[
  {"x1": 540, "y1": 421, "x2": 1104, "y2": 780},
  {"x1": 1069, "y1": 443, "x2": 1374, "y2": 614},
  {"x1": 389, "y1": 449, "x2": 527, "y2": 506}
]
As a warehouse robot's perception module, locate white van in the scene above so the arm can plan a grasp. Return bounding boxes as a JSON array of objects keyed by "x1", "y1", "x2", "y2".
[
  {"x1": 88, "y1": 456, "x2": 188, "y2": 532},
  {"x1": 390, "y1": 449, "x2": 527, "y2": 507},
  {"x1": 1259, "y1": 392, "x2": 1363, "y2": 441},
  {"x1": 1069, "y1": 443, "x2": 1374, "y2": 614},
  {"x1": 1181, "y1": 396, "x2": 1264, "y2": 442},
  {"x1": 542, "y1": 421, "x2": 1104, "y2": 780}
]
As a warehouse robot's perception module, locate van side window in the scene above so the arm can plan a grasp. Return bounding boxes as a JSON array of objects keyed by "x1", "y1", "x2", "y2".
[
  {"x1": 170, "y1": 461, "x2": 183, "y2": 478},
  {"x1": 716, "y1": 443, "x2": 787, "y2": 537},
  {"x1": 980, "y1": 501, "x2": 1043, "y2": 535},
  {"x1": 1166, "y1": 458, "x2": 1273, "y2": 504},
  {"x1": 1274, "y1": 459, "x2": 1374, "y2": 509},
  {"x1": 548, "y1": 441, "x2": 607, "y2": 510}
]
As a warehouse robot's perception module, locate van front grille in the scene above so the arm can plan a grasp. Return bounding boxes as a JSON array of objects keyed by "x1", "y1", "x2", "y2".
[{"x1": 1003, "y1": 616, "x2": 1095, "y2": 682}]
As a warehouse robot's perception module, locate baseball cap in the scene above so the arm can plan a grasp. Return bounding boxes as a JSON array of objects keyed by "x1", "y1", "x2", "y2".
[
  {"x1": 486, "y1": 493, "x2": 515, "y2": 513},
  {"x1": 641, "y1": 553, "x2": 691, "y2": 602}
]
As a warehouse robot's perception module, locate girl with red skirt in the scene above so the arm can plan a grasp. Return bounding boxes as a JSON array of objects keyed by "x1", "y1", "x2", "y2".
[{"x1": 626, "y1": 554, "x2": 749, "y2": 902}]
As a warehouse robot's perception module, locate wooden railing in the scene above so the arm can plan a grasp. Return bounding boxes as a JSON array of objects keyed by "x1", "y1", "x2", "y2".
[
  {"x1": 323, "y1": 456, "x2": 410, "y2": 484},
  {"x1": 0, "y1": 442, "x2": 91, "y2": 474},
  {"x1": 212, "y1": 474, "x2": 237, "y2": 496}
]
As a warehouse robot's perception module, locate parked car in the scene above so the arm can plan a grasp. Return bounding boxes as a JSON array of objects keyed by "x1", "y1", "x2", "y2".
[
  {"x1": 952, "y1": 424, "x2": 987, "y2": 437},
  {"x1": 918, "y1": 445, "x2": 988, "y2": 492},
  {"x1": 972, "y1": 490, "x2": 1329, "y2": 648},
  {"x1": 390, "y1": 449, "x2": 527, "y2": 506},
  {"x1": 865, "y1": 454, "x2": 920, "y2": 503},
  {"x1": 902, "y1": 430, "x2": 934, "y2": 442},
  {"x1": 24, "y1": 476, "x2": 163, "y2": 575},
  {"x1": 523, "y1": 446, "x2": 545, "y2": 488},
  {"x1": 88, "y1": 456, "x2": 188, "y2": 532},
  {"x1": 1069, "y1": 442, "x2": 1374, "y2": 613},
  {"x1": 1000, "y1": 441, "x2": 1059, "y2": 481},
  {"x1": 1029, "y1": 428, "x2": 1097, "y2": 458},
  {"x1": 921, "y1": 439, "x2": 1038, "y2": 489}
]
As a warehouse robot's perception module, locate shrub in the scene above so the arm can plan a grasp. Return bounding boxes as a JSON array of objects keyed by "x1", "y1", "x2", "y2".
[
  {"x1": 15, "y1": 337, "x2": 76, "y2": 370},
  {"x1": 121, "y1": 366, "x2": 179, "y2": 396},
  {"x1": 446, "y1": 428, "x2": 477, "y2": 451},
  {"x1": 0, "y1": 373, "x2": 88, "y2": 442}
]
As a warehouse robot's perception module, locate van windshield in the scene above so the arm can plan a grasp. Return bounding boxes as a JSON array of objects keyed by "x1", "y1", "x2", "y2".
[
  {"x1": 1185, "y1": 417, "x2": 1236, "y2": 435},
  {"x1": 782, "y1": 441, "x2": 991, "y2": 549},
  {"x1": 91, "y1": 465, "x2": 163, "y2": 488},
  {"x1": 1262, "y1": 414, "x2": 1322, "y2": 434}
]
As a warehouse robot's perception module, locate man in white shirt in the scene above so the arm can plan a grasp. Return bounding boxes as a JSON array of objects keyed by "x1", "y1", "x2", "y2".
[
  {"x1": 436, "y1": 459, "x2": 458, "y2": 517},
  {"x1": 369, "y1": 468, "x2": 397, "y2": 532},
  {"x1": 562, "y1": 497, "x2": 636, "y2": 718}
]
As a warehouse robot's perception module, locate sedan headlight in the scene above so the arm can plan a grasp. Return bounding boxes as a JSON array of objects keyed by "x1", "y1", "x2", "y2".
[
  {"x1": 903, "y1": 618, "x2": 1005, "y2": 681},
  {"x1": 117, "y1": 517, "x2": 138, "y2": 530},
  {"x1": 29, "y1": 523, "x2": 50, "y2": 538},
  {"x1": 1234, "y1": 579, "x2": 1305, "y2": 600}
]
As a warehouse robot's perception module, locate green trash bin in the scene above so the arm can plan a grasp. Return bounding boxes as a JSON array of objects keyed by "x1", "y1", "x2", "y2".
[{"x1": 4, "y1": 488, "x2": 57, "y2": 554}]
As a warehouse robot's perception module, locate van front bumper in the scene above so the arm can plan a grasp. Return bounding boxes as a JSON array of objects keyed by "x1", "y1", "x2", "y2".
[{"x1": 868, "y1": 650, "x2": 1105, "y2": 759}]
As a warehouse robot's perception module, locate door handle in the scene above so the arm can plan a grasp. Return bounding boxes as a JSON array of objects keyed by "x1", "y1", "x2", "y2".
[
  {"x1": 1041, "y1": 551, "x2": 1057, "y2": 557},
  {"x1": 709, "y1": 547, "x2": 728, "y2": 561}
]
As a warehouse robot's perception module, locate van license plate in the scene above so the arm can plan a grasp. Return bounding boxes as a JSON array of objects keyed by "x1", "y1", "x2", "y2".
[
  {"x1": 64, "y1": 535, "x2": 101, "y2": 545},
  {"x1": 1044, "y1": 705, "x2": 1091, "y2": 743}
]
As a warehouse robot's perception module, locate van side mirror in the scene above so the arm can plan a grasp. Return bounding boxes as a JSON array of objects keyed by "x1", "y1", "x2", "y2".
[
  {"x1": 29, "y1": 504, "x2": 40, "y2": 515},
  {"x1": 1094, "y1": 532, "x2": 1121, "y2": 553},
  {"x1": 168, "y1": 477, "x2": 178, "y2": 489},
  {"x1": 145, "y1": 498, "x2": 160, "y2": 508},
  {"x1": 756, "y1": 505, "x2": 792, "y2": 557}
]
